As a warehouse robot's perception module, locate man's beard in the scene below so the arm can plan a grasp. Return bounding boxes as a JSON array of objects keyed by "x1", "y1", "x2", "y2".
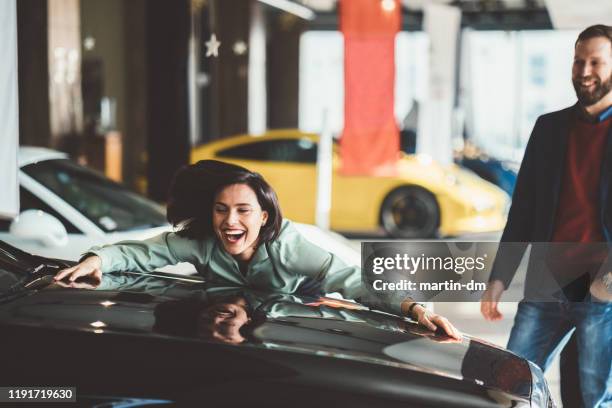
[{"x1": 573, "y1": 74, "x2": 612, "y2": 106}]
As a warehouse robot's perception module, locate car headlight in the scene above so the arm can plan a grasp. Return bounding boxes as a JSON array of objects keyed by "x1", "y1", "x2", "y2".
[
  {"x1": 445, "y1": 173, "x2": 459, "y2": 186},
  {"x1": 528, "y1": 361, "x2": 556, "y2": 408},
  {"x1": 471, "y1": 195, "x2": 495, "y2": 213}
]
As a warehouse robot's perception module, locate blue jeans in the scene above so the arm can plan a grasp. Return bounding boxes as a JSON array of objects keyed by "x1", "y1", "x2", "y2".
[{"x1": 507, "y1": 300, "x2": 612, "y2": 408}]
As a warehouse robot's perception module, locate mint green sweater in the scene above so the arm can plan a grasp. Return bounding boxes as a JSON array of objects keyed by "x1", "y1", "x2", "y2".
[{"x1": 88, "y1": 220, "x2": 403, "y2": 314}]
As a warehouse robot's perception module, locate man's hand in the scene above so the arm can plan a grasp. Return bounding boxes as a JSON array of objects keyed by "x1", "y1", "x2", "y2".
[
  {"x1": 590, "y1": 271, "x2": 612, "y2": 302},
  {"x1": 54, "y1": 256, "x2": 103, "y2": 284},
  {"x1": 403, "y1": 301, "x2": 462, "y2": 340},
  {"x1": 480, "y1": 280, "x2": 505, "y2": 321}
]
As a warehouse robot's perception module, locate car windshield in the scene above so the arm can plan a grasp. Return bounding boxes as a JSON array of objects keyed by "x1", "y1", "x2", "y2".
[
  {"x1": 0, "y1": 242, "x2": 71, "y2": 302},
  {"x1": 22, "y1": 159, "x2": 167, "y2": 232},
  {"x1": 0, "y1": 242, "x2": 39, "y2": 300},
  {"x1": 0, "y1": 247, "x2": 27, "y2": 294},
  {"x1": 0, "y1": 265, "x2": 25, "y2": 301}
]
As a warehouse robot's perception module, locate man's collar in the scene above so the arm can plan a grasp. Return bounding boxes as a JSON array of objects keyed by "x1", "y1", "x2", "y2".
[
  {"x1": 600, "y1": 105, "x2": 612, "y2": 122},
  {"x1": 575, "y1": 103, "x2": 612, "y2": 123}
]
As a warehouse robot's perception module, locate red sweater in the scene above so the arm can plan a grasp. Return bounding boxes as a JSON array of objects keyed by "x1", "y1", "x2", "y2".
[{"x1": 551, "y1": 112, "x2": 611, "y2": 243}]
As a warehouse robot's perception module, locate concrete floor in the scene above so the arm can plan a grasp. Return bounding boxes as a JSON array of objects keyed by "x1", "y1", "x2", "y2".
[{"x1": 344, "y1": 231, "x2": 564, "y2": 406}]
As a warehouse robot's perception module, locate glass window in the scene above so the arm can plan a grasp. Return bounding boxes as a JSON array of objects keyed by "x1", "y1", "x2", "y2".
[
  {"x1": 22, "y1": 159, "x2": 167, "y2": 233},
  {"x1": 299, "y1": 31, "x2": 429, "y2": 135},
  {"x1": 0, "y1": 187, "x2": 81, "y2": 234},
  {"x1": 217, "y1": 138, "x2": 317, "y2": 164},
  {"x1": 466, "y1": 30, "x2": 578, "y2": 161}
]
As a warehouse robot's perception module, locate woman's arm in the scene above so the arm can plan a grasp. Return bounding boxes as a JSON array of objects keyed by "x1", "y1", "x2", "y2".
[
  {"x1": 313, "y1": 251, "x2": 461, "y2": 339},
  {"x1": 86, "y1": 232, "x2": 190, "y2": 273},
  {"x1": 277, "y1": 222, "x2": 403, "y2": 309},
  {"x1": 278, "y1": 223, "x2": 461, "y2": 339},
  {"x1": 54, "y1": 232, "x2": 207, "y2": 282}
]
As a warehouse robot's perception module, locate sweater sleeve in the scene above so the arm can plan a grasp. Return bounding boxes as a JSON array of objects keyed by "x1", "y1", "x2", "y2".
[
  {"x1": 85, "y1": 232, "x2": 208, "y2": 273},
  {"x1": 274, "y1": 221, "x2": 406, "y2": 315}
]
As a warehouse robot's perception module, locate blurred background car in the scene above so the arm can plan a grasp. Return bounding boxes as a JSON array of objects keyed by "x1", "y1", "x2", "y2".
[
  {"x1": 0, "y1": 147, "x2": 358, "y2": 274},
  {"x1": 456, "y1": 142, "x2": 519, "y2": 196},
  {"x1": 0, "y1": 240, "x2": 555, "y2": 408},
  {"x1": 401, "y1": 129, "x2": 519, "y2": 197},
  {"x1": 191, "y1": 130, "x2": 510, "y2": 239},
  {"x1": 459, "y1": 157, "x2": 518, "y2": 197}
]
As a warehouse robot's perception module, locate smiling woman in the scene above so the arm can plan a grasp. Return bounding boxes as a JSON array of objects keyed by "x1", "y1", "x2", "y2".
[
  {"x1": 213, "y1": 184, "x2": 268, "y2": 263},
  {"x1": 165, "y1": 161, "x2": 282, "y2": 268},
  {"x1": 53, "y1": 160, "x2": 461, "y2": 340}
]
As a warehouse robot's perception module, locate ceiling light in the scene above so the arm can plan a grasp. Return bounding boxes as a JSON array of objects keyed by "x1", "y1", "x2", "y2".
[
  {"x1": 83, "y1": 36, "x2": 96, "y2": 51},
  {"x1": 381, "y1": 0, "x2": 396, "y2": 12},
  {"x1": 233, "y1": 41, "x2": 248, "y2": 56},
  {"x1": 257, "y1": 0, "x2": 316, "y2": 20}
]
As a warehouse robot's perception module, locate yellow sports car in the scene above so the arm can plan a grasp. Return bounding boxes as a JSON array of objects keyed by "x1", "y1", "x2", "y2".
[{"x1": 191, "y1": 130, "x2": 509, "y2": 238}]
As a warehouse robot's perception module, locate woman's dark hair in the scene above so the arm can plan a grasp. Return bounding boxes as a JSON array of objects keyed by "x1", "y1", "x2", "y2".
[
  {"x1": 575, "y1": 24, "x2": 612, "y2": 48},
  {"x1": 167, "y1": 160, "x2": 283, "y2": 242}
]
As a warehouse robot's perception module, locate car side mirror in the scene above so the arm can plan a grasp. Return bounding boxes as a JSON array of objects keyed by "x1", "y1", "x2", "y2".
[{"x1": 9, "y1": 209, "x2": 69, "y2": 248}]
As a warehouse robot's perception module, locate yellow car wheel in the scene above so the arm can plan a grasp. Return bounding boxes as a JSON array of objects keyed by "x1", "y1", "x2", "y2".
[{"x1": 380, "y1": 186, "x2": 440, "y2": 238}]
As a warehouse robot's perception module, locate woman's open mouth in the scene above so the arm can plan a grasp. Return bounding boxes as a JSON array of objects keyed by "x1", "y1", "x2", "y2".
[
  {"x1": 223, "y1": 230, "x2": 246, "y2": 243},
  {"x1": 212, "y1": 306, "x2": 235, "y2": 318}
]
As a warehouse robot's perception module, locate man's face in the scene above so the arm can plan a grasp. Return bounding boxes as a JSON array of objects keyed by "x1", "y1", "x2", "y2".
[{"x1": 572, "y1": 36, "x2": 612, "y2": 106}]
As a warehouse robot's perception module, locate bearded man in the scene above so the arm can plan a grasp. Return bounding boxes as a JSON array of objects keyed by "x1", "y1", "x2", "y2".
[{"x1": 480, "y1": 24, "x2": 612, "y2": 408}]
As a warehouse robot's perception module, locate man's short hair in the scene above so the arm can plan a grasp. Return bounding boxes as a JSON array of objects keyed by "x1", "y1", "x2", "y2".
[{"x1": 575, "y1": 24, "x2": 612, "y2": 48}]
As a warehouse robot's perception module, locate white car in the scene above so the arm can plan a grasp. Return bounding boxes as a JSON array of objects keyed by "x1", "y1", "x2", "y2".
[{"x1": 0, "y1": 147, "x2": 358, "y2": 274}]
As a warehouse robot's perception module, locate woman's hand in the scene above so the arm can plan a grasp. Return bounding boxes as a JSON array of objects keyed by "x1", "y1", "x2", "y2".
[
  {"x1": 409, "y1": 303, "x2": 462, "y2": 341},
  {"x1": 54, "y1": 256, "x2": 103, "y2": 284}
]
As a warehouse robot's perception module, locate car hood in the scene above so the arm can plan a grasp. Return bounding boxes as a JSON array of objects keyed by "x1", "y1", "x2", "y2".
[{"x1": 0, "y1": 270, "x2": 532, "y2": 404}]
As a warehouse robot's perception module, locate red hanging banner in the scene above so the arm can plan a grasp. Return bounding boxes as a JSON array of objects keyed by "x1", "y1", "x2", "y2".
[{"x1": 340, "y1": 0, "x2": 401, "y2": 175}]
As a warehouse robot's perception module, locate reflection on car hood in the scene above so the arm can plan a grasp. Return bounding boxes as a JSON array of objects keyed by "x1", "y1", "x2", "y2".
[{"x1": 0, "y1": 268, "x2": 532, "y2": 404}]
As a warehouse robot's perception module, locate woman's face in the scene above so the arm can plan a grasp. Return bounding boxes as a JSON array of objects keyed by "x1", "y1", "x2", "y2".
[
  {"x1": 198, "y1": 299, "x2": 251, "y2": 344},
  {"x1": 213, "y1": 183, "x2": 268, "y2": 262}
]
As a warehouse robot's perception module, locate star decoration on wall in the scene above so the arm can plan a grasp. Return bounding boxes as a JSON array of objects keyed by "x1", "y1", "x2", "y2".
[{"x1": 205, "y1": 33, "x2": 221, "y2": 57}]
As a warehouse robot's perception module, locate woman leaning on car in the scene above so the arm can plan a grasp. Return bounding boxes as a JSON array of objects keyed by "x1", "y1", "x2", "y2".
[{"x1": 54, "y1": 160, "x2": 461, "y2": 340}]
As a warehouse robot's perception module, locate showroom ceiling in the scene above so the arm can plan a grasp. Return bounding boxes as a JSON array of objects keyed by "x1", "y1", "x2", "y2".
[
  {"x1": 291, "y1": 0, "x2": 552, "y2": 30},
  {"x1": 299, "y1": 0, "x2": 547, "y2": 12},
  {"x1": 260, "y1": 0, "x2": 608, "y2": 30}
]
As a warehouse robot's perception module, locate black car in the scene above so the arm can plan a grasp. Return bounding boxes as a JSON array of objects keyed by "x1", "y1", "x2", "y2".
[{"x1": 0, "y1": 241, "x2": 554, "y2": 407}]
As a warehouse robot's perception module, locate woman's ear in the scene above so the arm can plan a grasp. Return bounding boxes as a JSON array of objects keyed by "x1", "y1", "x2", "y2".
[{"x1": 261, "y1": 211, "x2": 269, "y2": 226}]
